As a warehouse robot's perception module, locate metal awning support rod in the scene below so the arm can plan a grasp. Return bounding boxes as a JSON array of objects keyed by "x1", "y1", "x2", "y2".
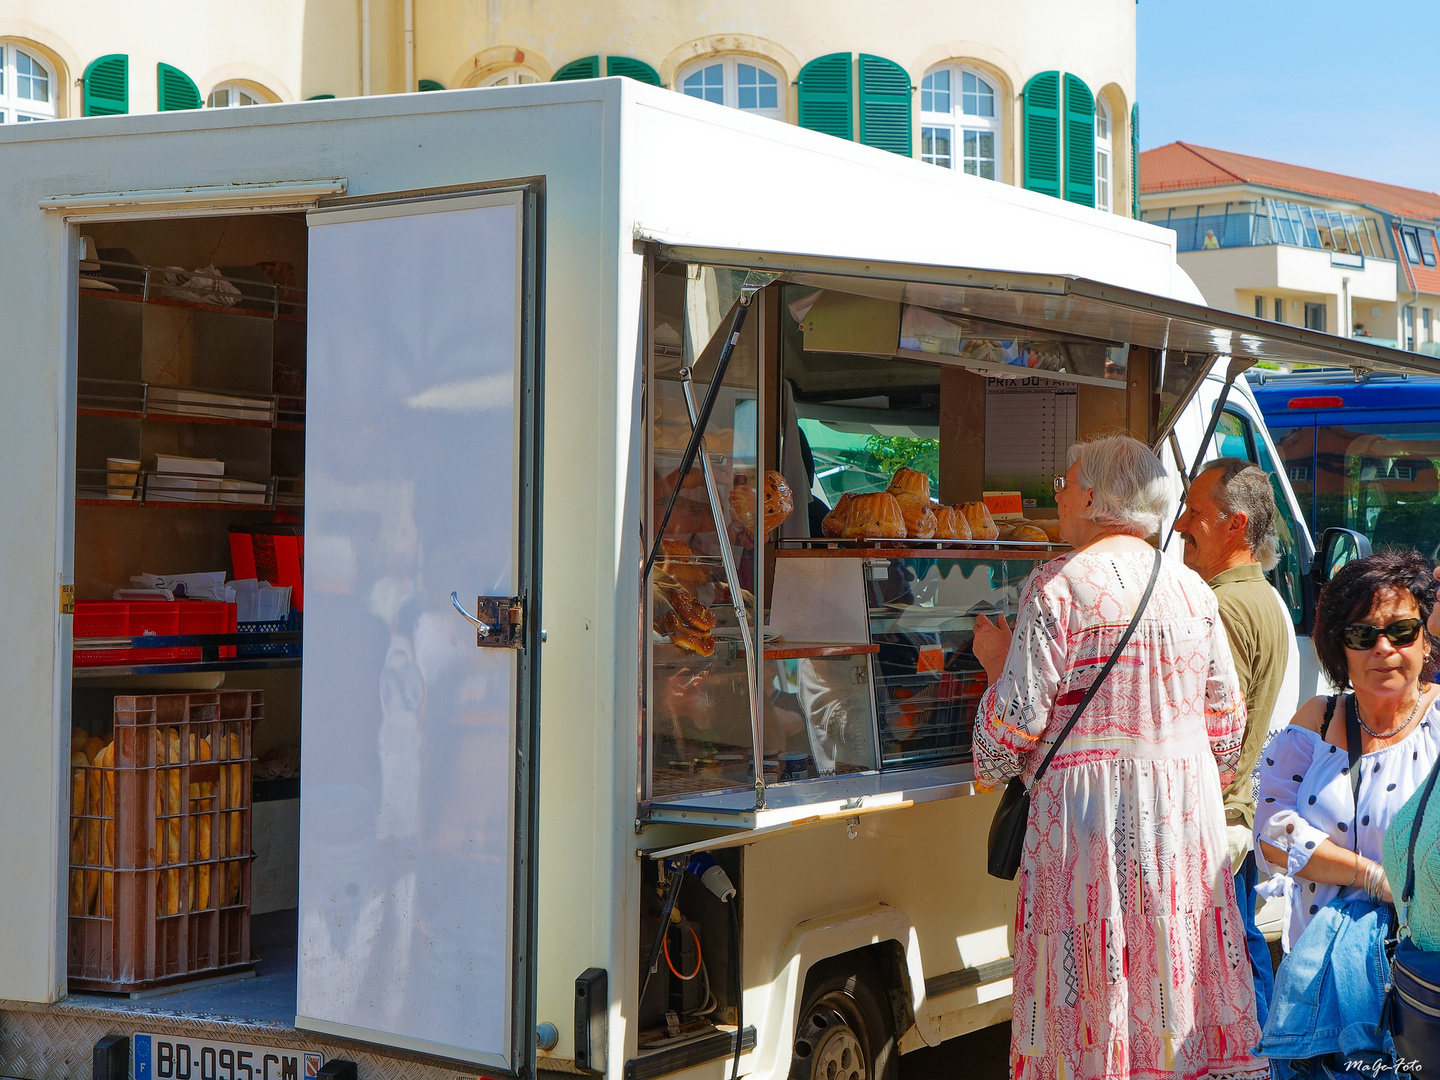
[
  {"x1": 644, "y1": 295, "x2": 754, "y2": 582},
  {"x1": 1161, "y1": 355, "x2": 1255, "y2": 549}
]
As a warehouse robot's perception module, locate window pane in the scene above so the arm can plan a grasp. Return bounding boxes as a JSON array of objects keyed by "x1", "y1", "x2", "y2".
[
  {"x1": 961, "y1": 129, "x2": 994, "y2": 180},
  {"x1": 1096, "y1": 105, "x2": 1109, "y2": 140},
  {"x1": 921, "y1": 125, "x2": 952, "y2": 168},
  {"x1": 16, "y1": 49, "x2": 48, "y2": 102},
  {"x1": 208, "y1": 88, "x2": 229, "y2": 107},
  {"x1": 1249, "y1": 428, "x2": 1307, "y2": 625},
  {"x1": 961, "y1": 71, "x2": 993, "y2": 117},
  {"x1": 736, "y1": 63, "x2": 777, "y2": 112},
  {"x1": 1310, "y1": 421, "x2": 1440, "y2": 556},
  {"x1": 682, "y1": 64, "x2": 724, "y2": 105},
  {"x1": 1403, "y1": 229, "x2": 1422, "y2": 263},
  {"x1": 921, "y1": 70, "x2": 950, "y2": 115}
]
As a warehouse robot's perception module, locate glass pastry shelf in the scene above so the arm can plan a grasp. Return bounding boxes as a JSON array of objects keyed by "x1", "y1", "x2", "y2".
[
  {"x1": 78, "y1": 377, "x2": 304, "y2": 431},
  {"x1": 775, "y1": 540, "x2": 1067, "y2": 558}
]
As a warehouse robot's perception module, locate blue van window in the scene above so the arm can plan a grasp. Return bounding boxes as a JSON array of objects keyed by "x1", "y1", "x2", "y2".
[{"x1": 1313, "y1": 421, "x2": 1440, "y2": 559}]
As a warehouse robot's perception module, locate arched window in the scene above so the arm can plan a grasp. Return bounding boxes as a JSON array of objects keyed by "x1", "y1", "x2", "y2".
[
  {"x1": 1, "y1": 43, "x2": 57, "y2": 122},
  {"x1": 676, "y1": 57, "x2": 784, "y2": 120},
  {"x1": 480, "y1": 67, "x2": 539, "y2": 87},
  {"x1": 1094, "y1": 97, "x2": 1113, "y2": 212},
  {"x1": 919, "y1": 64, "x2": 1000, "y2": 179},
  {"x1": 207, "y1": 83, "x2": 263, "y2": 108}
]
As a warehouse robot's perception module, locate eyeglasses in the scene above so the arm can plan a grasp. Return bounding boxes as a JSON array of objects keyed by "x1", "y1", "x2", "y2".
[
  {"x1": 1342, "y1": 618, "x2": 1425, "y2": 651},
  {"x1": 1053, "y1": 475, "x2": 1066, "y2": 493}
]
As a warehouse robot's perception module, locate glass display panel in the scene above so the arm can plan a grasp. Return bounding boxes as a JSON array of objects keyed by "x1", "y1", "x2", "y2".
[
  {"x1": 866, "y1": 556, "x2": 1033, "y2": 768},
  {"x1": 646, "y1": 265, "x2": 763, "y2": 801}
]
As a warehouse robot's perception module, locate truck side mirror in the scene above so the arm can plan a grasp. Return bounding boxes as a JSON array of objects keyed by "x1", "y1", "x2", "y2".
[{"x1": 1312, "y1": 528, "x2": 1371, "y2": 590}]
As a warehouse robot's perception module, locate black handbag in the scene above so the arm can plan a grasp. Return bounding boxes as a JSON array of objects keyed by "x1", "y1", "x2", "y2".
[
  {"x1": 1385, "y1": 752, "x2": 1440, "y2": 1067},
  {"x1": 986, "y1": 549, "x2": 1161, "y2": 880}
]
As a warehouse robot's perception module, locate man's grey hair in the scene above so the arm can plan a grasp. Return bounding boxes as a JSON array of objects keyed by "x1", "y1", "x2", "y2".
[
  {"x1": 1067, "y1": 435, "x2": 1172, "y2": 538},
  {"x1": 1198, "y1": 457, "x2": 1280, "y2": 571}
]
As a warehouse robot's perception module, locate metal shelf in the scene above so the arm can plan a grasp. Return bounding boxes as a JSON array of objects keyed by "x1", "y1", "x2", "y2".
[
  {"x1": 80, "y1": 259, "x2": 306, "y2": 322},
  {"x1": 78, "y1": 377, "x2": 304, "y2": 430}
]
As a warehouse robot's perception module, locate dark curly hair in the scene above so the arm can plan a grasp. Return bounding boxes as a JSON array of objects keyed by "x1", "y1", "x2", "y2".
[{"x1": 1313, "y1": 548, "x2": 1440, "y2": 690}]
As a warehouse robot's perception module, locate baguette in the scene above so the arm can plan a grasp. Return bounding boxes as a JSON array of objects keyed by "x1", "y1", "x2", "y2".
[{"x1": 69, "y1": 750, "x2": 88, "y2": 916}]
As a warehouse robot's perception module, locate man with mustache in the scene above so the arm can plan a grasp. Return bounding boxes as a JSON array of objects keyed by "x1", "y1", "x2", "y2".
[{"x1": 1175, "y1": 458, "x2": 1295, "y2": 1027}]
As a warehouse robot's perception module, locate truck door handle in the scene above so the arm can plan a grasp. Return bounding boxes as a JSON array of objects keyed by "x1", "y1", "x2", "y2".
[
  {"x1": 452, "y1": 592, "x2": 526, "y2": 649},
  {"x1": 451, "y1": 591, "x2": 493, "y2": 635}
]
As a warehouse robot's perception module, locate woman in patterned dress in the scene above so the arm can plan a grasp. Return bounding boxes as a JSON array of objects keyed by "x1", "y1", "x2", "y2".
[{"x1": 971, "y1": 435, "x2": 1265, "y2": 1080}]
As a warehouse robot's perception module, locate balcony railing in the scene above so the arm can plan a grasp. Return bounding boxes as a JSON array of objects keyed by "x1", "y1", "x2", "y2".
[{"x1": 1145, "y1": 199, "x2": 1390, "y2": 260}]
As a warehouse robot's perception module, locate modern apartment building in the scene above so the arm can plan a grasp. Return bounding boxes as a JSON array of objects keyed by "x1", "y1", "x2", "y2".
[
  {"x1": 0, "y1": 0, "x2": 1141, "y2": 215},
  {"x1": 1140, "y1": 141, "x2": 1440, "y2": 353}
]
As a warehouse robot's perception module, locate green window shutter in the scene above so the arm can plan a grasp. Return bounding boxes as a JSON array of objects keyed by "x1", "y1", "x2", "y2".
[
  {"x1": 418, "y1": 79, "x2": 445, "y2": 92},
  {"x1": 1021, "y1": 71, "x2": 1060, "y2": 198},
  {"x1": 1062, "y1": 74, "x2": 1095, "y2": 207},
  {"x1": 83, "y1": 54, "x2": 128, "y2": 116},
  {"x1": 157, "y1": 63, "x2": 201, "y2": 111},
  {"x1": 797, "y1": 53, "x2": 853, "y2": 141},
  {"x1": 306, "y1": 94, "x2": 336, "y2": 100},
  {"x1": 552, "y1": 57, "x2": 600, "y2": 81},
  {"x1": 857, "y1": 54, "x2": 911, "y2": 157},
  {"x1": 605, "y1": 57, "x2": 660, "y2": 86},
  {"x1": 1130, "y1": 102, "x2": 1141, "y2": 219}
]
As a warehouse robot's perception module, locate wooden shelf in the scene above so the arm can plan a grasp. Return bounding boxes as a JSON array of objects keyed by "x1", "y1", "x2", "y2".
[
  {"x1": 77, "y1": 406, "x2": 303, "y2": 431},
  {"x1": 82, "y1": 286, "x2": 304, "y2": 323}
]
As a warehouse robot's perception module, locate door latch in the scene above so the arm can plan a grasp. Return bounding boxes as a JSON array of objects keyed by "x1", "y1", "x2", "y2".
[
  {"x1": 59, "y1": 583, "x2": 75, "y2": 616},
  {"x1": 451, "y1": 592, "x2": 526, "y2": 649}
]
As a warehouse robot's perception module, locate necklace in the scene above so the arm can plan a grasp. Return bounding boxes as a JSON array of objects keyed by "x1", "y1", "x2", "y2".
[{"x1": 1356, "y1": 690, "x2": 1427, "y2": 739}]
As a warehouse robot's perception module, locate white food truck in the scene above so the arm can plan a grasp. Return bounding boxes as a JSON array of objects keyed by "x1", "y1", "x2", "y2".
[{"x1": 1, "y1": 77, "x2": 1429, "y2": 1080}]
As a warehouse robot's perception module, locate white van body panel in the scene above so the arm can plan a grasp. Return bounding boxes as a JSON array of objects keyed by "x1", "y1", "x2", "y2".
[{"x1": 0, "y1": 77, "x2": 1329, "y2": 1077}]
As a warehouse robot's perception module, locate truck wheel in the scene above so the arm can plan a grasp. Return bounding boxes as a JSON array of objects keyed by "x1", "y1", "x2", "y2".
[{"x1": 789, "y1": 962, "x2": 897, "y2": 1080}]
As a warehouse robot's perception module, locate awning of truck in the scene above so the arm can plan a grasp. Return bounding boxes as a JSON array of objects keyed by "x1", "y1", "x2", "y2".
[{"x1": 648, "y1": 241, "x2": 1440, "y2": 379}]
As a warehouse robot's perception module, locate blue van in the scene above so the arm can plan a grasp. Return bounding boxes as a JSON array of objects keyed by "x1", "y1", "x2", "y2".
[{"x1": 1249, "y1": 369, "x2": 1440, "y2": 559}]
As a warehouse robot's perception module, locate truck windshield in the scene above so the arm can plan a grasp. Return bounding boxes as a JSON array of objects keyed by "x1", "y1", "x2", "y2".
[{"x1": 1270, "y1": 420, "x2": 1440, "y2": 559}]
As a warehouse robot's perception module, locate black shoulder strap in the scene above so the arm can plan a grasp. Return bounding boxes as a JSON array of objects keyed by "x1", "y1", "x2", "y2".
[
  {"x1": 1319, "y1": 694, "x2": 1339, "y2": 740},
  {"x1": 1403, "y1": 756, "x2": 1440, "y2": 905},
  {"x1": 1346, "y1": 693, "x2": 1364, "y2": 853},
  {"x1": 1031, "y1": 549, "x2": 1162, "y2": 787}
]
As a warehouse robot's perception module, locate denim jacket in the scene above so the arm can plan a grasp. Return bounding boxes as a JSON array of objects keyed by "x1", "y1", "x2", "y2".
[{"x1": 1258, "y1": 896, "x2": 1395, "y2": 1075}]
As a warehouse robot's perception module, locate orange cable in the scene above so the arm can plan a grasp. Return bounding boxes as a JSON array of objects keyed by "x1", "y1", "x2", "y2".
[{"x1": 663, "y1": 923, "x2": 703, "y2": 980}]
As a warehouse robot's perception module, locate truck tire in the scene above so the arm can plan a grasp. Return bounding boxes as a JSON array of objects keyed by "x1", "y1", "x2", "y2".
[{"x1": 789, "y1": 960, "x2": 898, "y2": 1080}]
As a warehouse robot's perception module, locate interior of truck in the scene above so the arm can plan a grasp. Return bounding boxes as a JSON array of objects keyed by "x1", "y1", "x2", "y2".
[{"x1": 68, "y1": 210, "x2": 307, "y2": 1019}]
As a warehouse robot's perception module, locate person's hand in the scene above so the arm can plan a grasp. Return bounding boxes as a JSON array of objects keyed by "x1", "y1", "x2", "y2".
[
  {"x1": 1225, "y1": 823, "x2": 1253, "y2": 873},
  {"x1": 972, "y1": 612, "x2": 1012, "y2": 685}
]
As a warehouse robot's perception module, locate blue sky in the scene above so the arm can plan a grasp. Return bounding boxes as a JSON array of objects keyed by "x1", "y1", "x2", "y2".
[{"x1": 1137, "y1": 0, "x2": 1440, "y2": 192}]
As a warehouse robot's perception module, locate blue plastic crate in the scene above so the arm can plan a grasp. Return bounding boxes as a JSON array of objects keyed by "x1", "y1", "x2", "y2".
[{"x1": 236, "y1": 612, "x2": 302, "y2": 658}]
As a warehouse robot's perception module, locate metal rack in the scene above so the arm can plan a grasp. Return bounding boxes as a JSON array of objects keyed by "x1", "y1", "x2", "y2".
[{"x1": 80, "y1": 258, "x2": 306, "y2": 321}]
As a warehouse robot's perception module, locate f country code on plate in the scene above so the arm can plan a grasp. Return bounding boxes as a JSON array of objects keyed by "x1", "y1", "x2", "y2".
[{"x1": 134, "y1": 1033, "x2": 324, "y2": 1080}]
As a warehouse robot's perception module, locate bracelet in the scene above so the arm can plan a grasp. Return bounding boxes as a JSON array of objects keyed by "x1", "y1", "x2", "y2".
[
  {"x1": 1348, "y1": 858, "x2": 1362, "y2": 888},
  {"x1": 1360, "y1": 859, "x2": 1390, "y2": 902}
]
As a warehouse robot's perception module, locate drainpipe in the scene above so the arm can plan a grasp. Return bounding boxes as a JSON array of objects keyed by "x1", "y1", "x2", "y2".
[
  {"x1": 1342, "y1": 276, "x2": 1351, "y2": 339},
  {"x1": 360, "y1": 0, "x2": 371, "y2": 95},
  {"x1": 404, "y1": 0, "x2": 415, "y2": 93}
]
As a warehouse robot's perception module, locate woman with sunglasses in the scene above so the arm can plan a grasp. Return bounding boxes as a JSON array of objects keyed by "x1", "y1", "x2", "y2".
[
  {"x1": 1253, "y1": 550, "x2": 1440, "y2": 1077},
  {"x1": 1255, "y1": 550, "x2": 1440, "y2": 944}
]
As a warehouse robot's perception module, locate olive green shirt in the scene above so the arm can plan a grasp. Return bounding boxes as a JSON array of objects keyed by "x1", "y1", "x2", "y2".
[{"x1": 1211, "y1": 563, "x2": 1291, "y2": 828}]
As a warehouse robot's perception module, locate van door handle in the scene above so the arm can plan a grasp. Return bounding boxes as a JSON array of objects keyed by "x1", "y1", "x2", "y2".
[{"x1": 452, "y1": 591, "x2": 526, "y2": 649}]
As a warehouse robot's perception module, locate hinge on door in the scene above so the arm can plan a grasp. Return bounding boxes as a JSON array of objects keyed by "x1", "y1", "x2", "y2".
[
  {"x1": 59, "y1": 584, "x2": 75, "y2": 616},
  {"x1": 474, "y1": 595, "x2": 525, "y2": 649}
]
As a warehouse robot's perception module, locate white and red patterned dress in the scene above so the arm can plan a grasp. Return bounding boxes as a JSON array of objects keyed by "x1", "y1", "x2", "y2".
[{"x1": 973, "y1": 550, "x2": 1266, "y2": 1080}]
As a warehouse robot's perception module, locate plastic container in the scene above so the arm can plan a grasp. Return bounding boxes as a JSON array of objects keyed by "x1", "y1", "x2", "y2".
[
  {"x1": 73, "y1": 600, "x2": 237, "y2": 666},
  {"x1": 67, "y1": 690, "x2": 259, "y2": 992},
  {"x1": 236, "y1": 612, "x2": 302, "y2": 658}
]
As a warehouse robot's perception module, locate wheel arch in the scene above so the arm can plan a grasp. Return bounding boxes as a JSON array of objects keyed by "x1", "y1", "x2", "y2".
[{"x1": 751, "y1": 904, "x2": 938, "y2": 1080}]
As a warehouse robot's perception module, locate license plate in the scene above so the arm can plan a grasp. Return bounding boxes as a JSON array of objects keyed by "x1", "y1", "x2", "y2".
[{"x1": 133, "y1": 1033, "x2": 324, "y2": 1080}]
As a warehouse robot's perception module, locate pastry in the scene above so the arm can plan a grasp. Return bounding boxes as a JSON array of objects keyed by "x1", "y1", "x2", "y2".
[
  {"x1": 661, "y1": 584, "x2": 717, "y2": 632},
  {"x1": 1039, "y1": 519, "x2": 1065, "y2": 543},
  {"x1": 821, "y1": 492, "x2": 854, "y2": 538},
  {"x1": 661, "y1": 612, "x2": 715, "y2": 657},
  {"x1": 729, "y1": 470, "x2": 794, "y2": 540},
  {"x1": 904, "y1": 503, "x2": 938, "y2": 539},
  {"x1": 834, "y1": 492, "x2": 907, "y2": 539},
  {"x1": 886, "y1": 467, "x2": 931, "y2": 509},
  {"x1": 658, "y1": 538, "x2": 709, "y2": 591},
  {"x1": 959, "y1": 501, "x2": 999, "y2": 541},
  {"x1": 932, "y1": 504, "x2": 972, "y2": 541}
]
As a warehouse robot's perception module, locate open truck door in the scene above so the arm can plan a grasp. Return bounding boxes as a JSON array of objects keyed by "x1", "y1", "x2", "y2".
[{"x1": 297, "y1": 189, "x2": 542, "y2": 1074}]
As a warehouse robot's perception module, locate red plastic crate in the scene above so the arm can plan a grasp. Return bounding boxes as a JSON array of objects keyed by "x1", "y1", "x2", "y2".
[{"x1": 73, "y1": 601, "x2": 237, "y2": 666}]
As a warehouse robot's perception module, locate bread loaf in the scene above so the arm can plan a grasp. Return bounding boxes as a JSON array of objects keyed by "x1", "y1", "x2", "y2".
[
  {"x1": 932, "y1": 504, "x2": 972, "y2": 541},
  {"x1": 729, "y1": 470, "x2": 794, "y2": 541},
  {"x1": 959, "y1": 501, "x2": 999, "y2": 540}
]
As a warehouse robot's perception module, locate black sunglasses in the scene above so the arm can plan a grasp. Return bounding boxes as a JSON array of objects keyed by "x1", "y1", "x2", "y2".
[{"x1": 1342, "y1": 618, "x2": 1425, "y2": 651}]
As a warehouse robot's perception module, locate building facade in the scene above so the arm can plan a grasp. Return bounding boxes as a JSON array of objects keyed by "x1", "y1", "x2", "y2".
[
  {"x1": 1140, "y1": 142, "x2": 1440, "y2": 354},
  {"x1": 0, "y1": 0, "x2": 1140, "y2": 216}
]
